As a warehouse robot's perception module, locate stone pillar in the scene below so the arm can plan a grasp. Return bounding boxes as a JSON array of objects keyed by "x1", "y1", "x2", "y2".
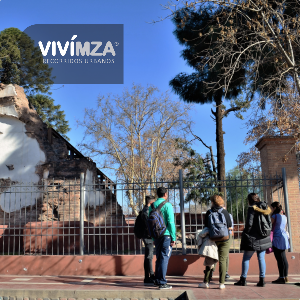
[{"x1": 256, "y1": 136, "x2": 300, "y2": 252}]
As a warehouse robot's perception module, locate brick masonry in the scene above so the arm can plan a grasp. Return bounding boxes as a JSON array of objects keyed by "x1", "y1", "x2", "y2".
[
  {"x1": 256, "y1": 136, "x2": 300, "y2": 252},
  {"x1": 0, "y1": 85, "x2": 127, "y2": 253}
]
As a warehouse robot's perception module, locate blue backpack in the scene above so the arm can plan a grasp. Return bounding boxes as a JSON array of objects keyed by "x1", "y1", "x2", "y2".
[
  {"x1": 207, "y1": 208, "x2": 229, "y2": 240},
  {"x1": 147, "y1": 200, "x2": 168, "y2": 239}
]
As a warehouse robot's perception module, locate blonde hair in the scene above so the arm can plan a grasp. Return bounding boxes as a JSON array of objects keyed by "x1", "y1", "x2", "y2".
[{"x1": 210, "y1": 195, "x2": 224, "y2": 207}]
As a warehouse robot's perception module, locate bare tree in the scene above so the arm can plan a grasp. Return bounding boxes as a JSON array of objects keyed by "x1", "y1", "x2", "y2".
[
  {"x1": 78, "y1": 84, "x2": 193, "y2": 215},
  {"x1": 164, "y1": 0, "x2": 300, "y2": 102},
  {"x1": 237, "y1": 82, "x2": 300, "y2": 173}
]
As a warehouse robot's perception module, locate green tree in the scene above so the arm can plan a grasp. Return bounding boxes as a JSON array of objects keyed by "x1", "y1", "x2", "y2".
[
  {"x1": 226, "y1": 167, "x2": 250, "y2": 224},
  {"x1": 28, "y1": 94, "x2": 70, "y2": 140},
  {"x1": 170, "y1": 7, "x2": 250, "y2": 195},
  {"x1": 172, "y1": 139, "x2": 219, "y2": 204},
  {"x1": 0, "y1": 28, "x2": 70, "y2": 138},
  {"x1": 0, "y1": 27, "x2": 54, "y2": 94}
]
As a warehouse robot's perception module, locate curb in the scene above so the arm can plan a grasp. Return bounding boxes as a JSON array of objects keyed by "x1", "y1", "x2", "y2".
[{"x1": 0, "y1": 291, "x2": 192, "y2": 300}]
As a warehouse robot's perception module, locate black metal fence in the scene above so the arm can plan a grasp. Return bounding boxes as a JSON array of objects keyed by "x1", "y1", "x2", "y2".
[{"x1": 0, "y1": 169, "x2": 292, "y2": 255}]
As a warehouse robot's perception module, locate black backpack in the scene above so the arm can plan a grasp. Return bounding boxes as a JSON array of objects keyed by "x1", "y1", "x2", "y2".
[
  {"x1": 147, "y1": 200, "x2": 167, "y2": 239},
  {"x1": 258, "y1": 206, "x2": 272, "y2": 237},
  {"x1": 134, "y1": 211, "x2": 147, "y2": 239}
]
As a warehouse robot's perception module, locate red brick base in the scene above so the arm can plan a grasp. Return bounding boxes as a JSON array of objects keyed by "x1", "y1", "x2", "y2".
[{"x1": 0, "y1": 253, "x2": 298, "y2": 276}]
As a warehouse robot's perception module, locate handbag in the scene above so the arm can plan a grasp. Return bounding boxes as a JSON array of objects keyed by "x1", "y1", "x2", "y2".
[{"x1": 266, "y1": 214, "x2": 276, "y2": 254}]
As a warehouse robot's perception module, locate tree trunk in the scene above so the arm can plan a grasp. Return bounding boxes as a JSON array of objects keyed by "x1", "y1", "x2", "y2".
[{"x1": 215, "y1": 96, "x2": 226, "y2": 202}]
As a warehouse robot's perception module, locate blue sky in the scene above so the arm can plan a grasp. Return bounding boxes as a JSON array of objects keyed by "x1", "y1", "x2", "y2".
[{"x1": 0, "y1": 0, "x2": 251, "y2": 174}]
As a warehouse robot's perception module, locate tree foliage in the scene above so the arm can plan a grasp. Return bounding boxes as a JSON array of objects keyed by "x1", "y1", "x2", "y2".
[
  {"x1": 170, "y1": 6, "x2": 250, "y2": 190},
  {"x1": 0, "y1": 27, "x2": 54, "y2": 94},
  {"x1": 0, "y1": 28, "x2": 71, "y2": 137},
  {"x1": 226, "y1": 167, "x2": 250, "y2": 223},
  {"x1": 166, "y1": 0, "x2": 300, "y2": 100},
  {"x1": 172, "y1": 138, "x2": 219, "y2": 203},
  {"x1": 237, "y1": 82, "x2": 300, "y2": 173},
  {"x1": 78, "y1": 84, "x2": 194, "y2": 215},
  {"x1": 28, "y1": 94, "x2": 70, "y2": 139}
]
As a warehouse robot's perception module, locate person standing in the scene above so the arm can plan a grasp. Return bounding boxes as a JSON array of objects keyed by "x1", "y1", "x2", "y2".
[
  {"x1": 234, "y1": 193, "x2": 272, "y2": 287},
  {"x1": 148, "y1": 187, "x2": 176, "y2": 290},
  {"x1": 199, "y1": 195, "x2": 232, "y2": 290},
  {"x1": 270, "y1": 202, "x2": 290, "y2": 284},
  {"x1": 141, "y1": 195, "x2": 156, "y2": 285},
  {"x1": 224, "y1": 205, "x2": 234, "y2": 281}
]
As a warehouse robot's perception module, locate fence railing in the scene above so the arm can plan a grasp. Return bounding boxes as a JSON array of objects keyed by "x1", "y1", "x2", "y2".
[{"x1": 0, "y1": 168, "x2": 291, "y2": 255}]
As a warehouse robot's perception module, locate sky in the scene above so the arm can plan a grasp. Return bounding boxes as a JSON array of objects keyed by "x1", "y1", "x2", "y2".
[{"x1": 0, "y1": 0, "x2": 252, "y2": 176}]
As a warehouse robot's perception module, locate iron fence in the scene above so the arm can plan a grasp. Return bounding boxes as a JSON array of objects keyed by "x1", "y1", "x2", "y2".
[{"x1": 0, "y1": 168, "x2": 292, "y2": 255}]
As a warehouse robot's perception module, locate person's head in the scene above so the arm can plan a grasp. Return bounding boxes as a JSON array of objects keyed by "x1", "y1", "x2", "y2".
[
  {"x1": 157, "y1": 187, "x2": 168, "y2": 199},
  {"x1": 271, "y1": 201, "x2": 285, "y2": 215},
  {"x1": 145, "y1": 195, "x2": 156, "y2": 207},
  {"x1": 247, "y1": 193, "x2": 260, "y2": 206},
  {"x1": 210, "y1": 195, "x2": 224, "y2": 207}
]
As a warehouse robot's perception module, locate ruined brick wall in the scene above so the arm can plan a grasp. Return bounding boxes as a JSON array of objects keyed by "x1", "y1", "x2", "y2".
[
  {"x1": 0, "y1": 83, "x2": 99, "y2": 182},
  {"x1": 256, "y1": 136, "x2": 300, "y2": 252},
  {"x1": 1, "y1": 84, "x2": 124, "y2": 223}
]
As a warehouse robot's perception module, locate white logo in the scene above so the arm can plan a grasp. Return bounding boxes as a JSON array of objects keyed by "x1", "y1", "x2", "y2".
[{"x1": 38, "y1": 35, "x2": 116, "y2": 57}]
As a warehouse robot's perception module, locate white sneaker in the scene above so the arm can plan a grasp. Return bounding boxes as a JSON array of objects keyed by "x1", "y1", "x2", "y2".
[
  {"x1": 219, "y1": 283, "x2": 226, "y2": 289},
  {"x1": 198, "y1": 282, "x2": 209, "y2": 288}
]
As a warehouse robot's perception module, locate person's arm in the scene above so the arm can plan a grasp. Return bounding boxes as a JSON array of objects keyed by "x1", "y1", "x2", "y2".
[
  {"x1": 141, "y1": 206, "x2": 149, "y2": 222},
  {"x1": 271, "y1": 215, "x2": 275, "y2": 224},
  {"x1": 204, "y1": 210, "x2": 210, "y2": 228},
  {"x1": 244, "y1": 207, "x2": 254, "y2": 233},
  {"x1": 165, "y1": 203, "x2": 176, "y2": 243},
  {"x1": 222, "y1": 209, "x2": 232, "y2": 228},
  {"x1": 148, "y1": 204, "x2": 152, "y2": 216},
  {"x1": 229, "y1": 213, "x2": 234, "y2": 235}
]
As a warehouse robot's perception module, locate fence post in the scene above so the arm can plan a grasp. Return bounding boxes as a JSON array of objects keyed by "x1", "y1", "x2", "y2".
[
  {"x1": 80, "y1": 172, "x2": 85, "y2": 255},
  {"x1": 179, "y1": 169, "x2": 186, "y2": 255},
  {"x1": 282, "y1": 168, "x2": 293, "y2": 252}
]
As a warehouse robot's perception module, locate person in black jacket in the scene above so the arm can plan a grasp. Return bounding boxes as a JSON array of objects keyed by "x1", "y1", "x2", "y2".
[
  {"x1": 141, "y1": 195, "x2": 156, "y2": 285},
  {"x1": 198, "y1": 195, "x2": 232, "y2": 290},
  {"x1": 234, "y1": 193, "x2": 272, "y2": 287}
]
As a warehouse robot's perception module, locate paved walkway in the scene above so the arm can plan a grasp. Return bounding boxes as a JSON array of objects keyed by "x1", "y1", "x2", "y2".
[{"x1": 0, "y1": 275, "x2": 299, "y2": 300}]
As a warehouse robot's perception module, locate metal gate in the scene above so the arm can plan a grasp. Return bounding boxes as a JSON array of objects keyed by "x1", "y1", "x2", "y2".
[{"x1": 0, "y1": 168, "x2": 293, "y2": 255}]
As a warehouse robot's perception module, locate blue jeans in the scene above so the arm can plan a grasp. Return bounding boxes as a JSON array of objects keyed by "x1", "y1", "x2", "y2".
[
  {"x1": 242, "y1": 250, "x2": 266, "y2": 278},
  {"x1": 154, "y1": 235, "x2": 172, "y2": 285}
]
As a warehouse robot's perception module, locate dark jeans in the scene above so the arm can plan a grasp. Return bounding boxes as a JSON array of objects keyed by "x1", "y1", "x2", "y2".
[
  {"x1": 143, "y1": 238, "x2": 154, "y2": 279},
  {"x1": 273, "y1": 246, "x2": 289, "y2": 277},
  {"x1": 154, "y1": 235, "x2": 172, "y2": 285}
]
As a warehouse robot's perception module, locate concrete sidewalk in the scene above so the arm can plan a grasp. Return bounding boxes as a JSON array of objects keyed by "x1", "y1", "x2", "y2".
[{"x1": 0, "y1": 275, "x2": 299, "y2": 300}]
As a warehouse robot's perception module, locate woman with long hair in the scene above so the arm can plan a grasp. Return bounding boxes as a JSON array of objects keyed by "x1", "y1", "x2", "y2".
[
  {"x1": 234, "y1": 193, "x2": 272, "y2": 287},
  {"x1": 270, "y1": 202, "x2": 290, "y2": 284}
]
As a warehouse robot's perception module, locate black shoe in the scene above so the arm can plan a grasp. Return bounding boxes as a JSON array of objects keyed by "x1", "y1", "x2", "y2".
[
  {"x1": 272, "y1": 277, "x2": 285, "y2": 284},
  {"x1": 257, "y1": 277, "x2": 265, "y2": 287},
  {"x1": 153, "y1": 279, "x2": 159, "y2": 286},
  {"x1": 159, "y1": 284, "x2": 172, "y2": 290},
  {"x1": 234, "y1": 276, "x2": 247, "y2": 286},
  {"x1": 225, "y1": 273, "x2": 230, "y2": 281},
  {"x1": 144, "y1": 277, "x2": 154, "y2": 286}
]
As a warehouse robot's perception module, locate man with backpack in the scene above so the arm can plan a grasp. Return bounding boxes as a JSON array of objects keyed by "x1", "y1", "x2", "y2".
[
  {"x1": 148, "y1": 187, "x2": 176, "y2": 290},
  {"x1": 141, "y1": 195, "x2": 156, "y2": 285}
]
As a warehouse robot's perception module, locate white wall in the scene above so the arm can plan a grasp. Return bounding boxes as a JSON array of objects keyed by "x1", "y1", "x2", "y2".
[
  {"x1": 84, "y1": 169, "x2": 105, "y2": 208},
  {"x1": 0, "y1": 116, "x2": 46, "y2": 212}
]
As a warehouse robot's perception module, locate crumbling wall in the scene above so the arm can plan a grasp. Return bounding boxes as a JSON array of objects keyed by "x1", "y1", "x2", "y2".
[
  {"x1": 0, "y1": 84, "x2": 127, "y2": 255},
  {"x1": 0, "y1": 84, "x2": 100, "y2": 213}
]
